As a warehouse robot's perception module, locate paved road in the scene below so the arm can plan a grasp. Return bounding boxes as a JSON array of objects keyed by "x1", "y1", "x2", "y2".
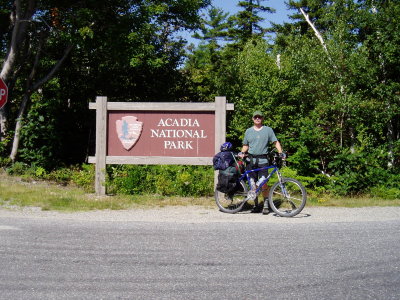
[{"x1": 0, "y1": 207, "x2": 399, "y2": 299}]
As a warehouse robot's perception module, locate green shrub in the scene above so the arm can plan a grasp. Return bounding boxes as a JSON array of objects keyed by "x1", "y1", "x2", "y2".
[
  {"x1": 0, "y1": 157, "x2": 12, "y2": 169},
  {"x1": 106, "y1": 165, "x2": 152, "y2": 195},
  {"x1": 70, "y1": 164, "x2": 95, "y2": 192},
  {"x1": 35, "y1": 166, "x2": 47, "y2": 177},
  {"x1": 327, "y1": 148, "x2": 398, "y2": 195},
  {"x1": 106, "y1": 165, "x2": 214, "y2": 197},
  {"x1": 46, "y1": 167, "x2": 73, "y2": 185},
  {"x1": 369, "y1": 186, "x2": 400, "y2": 200},
  {"x1": 280, "y1": 166, "x2": 328, "y2": 189},
  {"x1": 6, "y1": 162, "x2": 29, "y2": 175}
]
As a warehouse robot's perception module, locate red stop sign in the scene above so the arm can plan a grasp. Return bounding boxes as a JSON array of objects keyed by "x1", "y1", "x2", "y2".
[{"x1": 0, "y1": 78, "x2": 8, "y2": 109}]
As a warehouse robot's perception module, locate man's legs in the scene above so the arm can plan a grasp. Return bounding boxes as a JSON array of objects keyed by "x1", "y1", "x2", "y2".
[
  {"x1": 248, "y1": 163, "x2": 270, "y2": 213},
  {"x1": 258, "y1": 167, "x2": 271, "y2": 214},
  {"x1": 245, "y1": 161, "x2": 261, "y2": 212}
]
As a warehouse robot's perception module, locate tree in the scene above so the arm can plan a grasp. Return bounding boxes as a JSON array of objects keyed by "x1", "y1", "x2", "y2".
[
  {"x1": 228, "y1": 0, "x2": 275, "y2": 44},
  {"x1": 1, "y1": 0, "x2": 210, "y2": 166},
  {"x1": 0, "y1": 0, "x2": 74, "y2": 161},
  {"x1": 185, "y1": 6, "x2": 230, "y2": 101}
]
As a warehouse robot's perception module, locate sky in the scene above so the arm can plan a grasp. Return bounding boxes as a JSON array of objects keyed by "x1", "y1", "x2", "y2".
[
  {"x1": 212, "y1": 0, "x2": 293, "y2": 25},
  {"x1": 182, "y1": 0, "x2": 294, "y2": 45}
]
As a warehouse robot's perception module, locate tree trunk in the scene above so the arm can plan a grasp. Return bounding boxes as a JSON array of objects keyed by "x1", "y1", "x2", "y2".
[
  {"x1": 9, "y1": 44, "x2": 73, "y2": 162},
  {"x1": 9, "y1": 92, "x2": 30, "y2": 161},
  {"x1": 1, "y1": 0, "x2": 37, "y2": 139},
  {"x1": 0, "y1": 109, "x2": 6, "y2": 142}
]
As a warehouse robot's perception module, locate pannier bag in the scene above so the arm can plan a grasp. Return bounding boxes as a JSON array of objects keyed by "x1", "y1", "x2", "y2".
[
  {"x1": 212, "y1": 143, "x2": 240, "y2": 193},
  {"x1": 213, "y1": 151, "x2": 235, "y2": 170},
  {"x1": 216, "y1": 166, "x2": 239, "y2": 193}
]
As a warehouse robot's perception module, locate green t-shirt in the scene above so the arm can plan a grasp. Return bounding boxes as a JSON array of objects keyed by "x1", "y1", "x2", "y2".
[{"x1": 242, "y1": 126, "x2": 278, "y2": 164}]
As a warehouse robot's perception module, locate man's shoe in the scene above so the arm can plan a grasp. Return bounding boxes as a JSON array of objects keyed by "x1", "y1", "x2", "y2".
[
  {"x1": 262, "y1": 207, "x2": 271, "y2": 215},
  {"x1": 262, "y1": 198, "x2": 271, "y2": 215},
  {"x1": 224, "y1": 194, "x2": 233, "y2": 201},
  {"x1": 251, "y1": 206, "x2": 262, "y2": 213}
]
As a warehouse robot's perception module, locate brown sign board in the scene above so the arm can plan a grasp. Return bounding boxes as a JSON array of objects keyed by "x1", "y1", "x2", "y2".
[
  {"x1": 108, "y1": 111, "x2": 215, "y2": 157},
  {"x1": 89, "y1": 97, "x2": 233, "y2": 195}
]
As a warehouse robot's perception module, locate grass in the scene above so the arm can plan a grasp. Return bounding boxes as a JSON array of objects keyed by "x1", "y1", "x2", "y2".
[
  {"x1": 0, "y1": 171, "x2": 399, "y2": 212},
  {"x1": 306, "y1": 191, "x2": 400, "y2": 208},
  {"x1": 0, "y1": 172, "x2": 214, "y2": 212}
]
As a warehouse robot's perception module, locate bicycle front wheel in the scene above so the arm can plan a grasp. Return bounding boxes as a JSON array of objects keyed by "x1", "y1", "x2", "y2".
[
  {"x1": 268, "y1": 178, "x2": 306, "y2": 217},
  {"x1": 215, "y1": 180, "x2": 248, "y2": 214}
]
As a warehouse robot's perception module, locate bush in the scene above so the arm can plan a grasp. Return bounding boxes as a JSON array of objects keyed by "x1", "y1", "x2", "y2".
[
  {"x1": 327, "y1": 148, "x2": 399, "y2": 195},
  {"x1": 106, "y1": 165, "x2": 214, "y2": 197},
  {"x1": 6, "y1": 162, "x2": 29, "y2": 175},
  {"x1": 45, "y1": 168, "x2": 73, "y2": 185},
  {"x1": 70, "y1": 164, "x2": 95, "y2": 192},
  {"x1": 106, "y1": 165, "x2": 152, "y2": 194},
  {"x1": 0, "y1": 157, "x2": 12, "y2": 168},
  {"x1": 369, "y1": 186, "x2": 400, "y2": 200}
]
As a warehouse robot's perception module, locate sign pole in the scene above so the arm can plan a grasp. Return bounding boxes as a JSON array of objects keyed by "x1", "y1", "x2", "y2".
[
  {"x1": 214, "y1": 96, "x2": 227, "y2": 189},
  {"x1": 95, "y1": 96, "x2": 107, "y2": 195}
]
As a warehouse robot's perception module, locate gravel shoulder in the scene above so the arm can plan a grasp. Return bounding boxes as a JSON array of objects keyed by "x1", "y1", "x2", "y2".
[{"x1": 1, "y1": 206, "x2": 399, "y2": 224}]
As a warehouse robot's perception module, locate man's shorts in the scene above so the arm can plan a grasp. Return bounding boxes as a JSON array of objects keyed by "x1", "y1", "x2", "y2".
[{"x1": 246, "y1": 160, "x2": 268, "y2": 180}]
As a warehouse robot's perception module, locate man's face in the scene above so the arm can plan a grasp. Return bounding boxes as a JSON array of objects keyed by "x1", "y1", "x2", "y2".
[{"x1": 253, "y1": 115, "x2": 263, "y2": 125}]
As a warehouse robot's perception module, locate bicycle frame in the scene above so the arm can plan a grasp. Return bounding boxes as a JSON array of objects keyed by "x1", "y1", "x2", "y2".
[{"x1": 239, "y1": 164, "x2": 282, "y2": 195}]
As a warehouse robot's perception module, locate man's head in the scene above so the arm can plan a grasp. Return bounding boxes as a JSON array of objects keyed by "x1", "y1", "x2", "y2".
[{"x1": 252, "y1": 111, "x2": 264, "y2": 125}]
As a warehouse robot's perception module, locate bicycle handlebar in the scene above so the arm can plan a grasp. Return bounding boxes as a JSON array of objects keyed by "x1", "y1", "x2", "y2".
[{"x1": 234, "y1": 150, "x2": 287, "y2": 168}]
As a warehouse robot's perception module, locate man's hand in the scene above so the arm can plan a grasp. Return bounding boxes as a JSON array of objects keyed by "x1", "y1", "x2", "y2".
[
  {"x1": 279, "y1": 152, "x2": 287, "y2": 160},
  {"x1": 238, "y1": 152, "x2": 246, "y2": 159}
]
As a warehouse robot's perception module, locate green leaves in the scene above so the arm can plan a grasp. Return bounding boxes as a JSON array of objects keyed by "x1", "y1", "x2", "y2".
[{"x1": 1, "y1": 0, "x2": 399, "y2": 198}]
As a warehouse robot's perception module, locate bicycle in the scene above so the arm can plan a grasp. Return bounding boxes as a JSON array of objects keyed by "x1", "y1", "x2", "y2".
[{"x1": 214, "y1": 151, "x2": 307, "y2": 217}]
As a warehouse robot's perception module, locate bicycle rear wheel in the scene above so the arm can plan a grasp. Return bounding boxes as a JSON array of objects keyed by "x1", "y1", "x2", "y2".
[
  {"x1": 268, "y1": 177, "x2": 306, "y2": 217},
  {"x1": 215, "y1": 180, "x2": 248, "y2": 214}
]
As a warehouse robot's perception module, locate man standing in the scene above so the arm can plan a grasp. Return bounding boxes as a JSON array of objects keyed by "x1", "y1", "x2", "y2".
[{"x1": 239, "y1": 111, "x2": 284, "y2": 214}]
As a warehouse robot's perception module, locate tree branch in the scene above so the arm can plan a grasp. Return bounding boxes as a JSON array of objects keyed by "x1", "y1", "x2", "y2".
[
  {"x1": 1, "y1": 0, "x2": 37, "y2": 81},
  {"x1": 32, "y1": 44, "x2": 73, "y2": 91},
  {"x1": 299, "y1": 7, "x2": 328, "y2": 54}
]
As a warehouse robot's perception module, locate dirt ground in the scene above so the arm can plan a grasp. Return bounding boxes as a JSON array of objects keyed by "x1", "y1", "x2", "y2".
[{"x1": 1, "y1": 206, "x2": 399, "y2": 224}]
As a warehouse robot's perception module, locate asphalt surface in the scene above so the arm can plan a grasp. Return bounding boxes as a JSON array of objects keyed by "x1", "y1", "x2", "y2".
[{"x1": 0, "y1": 206, "x2": 399, "y2": 299}]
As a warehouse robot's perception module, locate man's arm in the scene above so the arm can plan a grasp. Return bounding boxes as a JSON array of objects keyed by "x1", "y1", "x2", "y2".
[
  {"x1": 241, "y1": 145, "x2": 249, "y2": 153},
  {"x1": 273, "y1": 141, "x2": 283, "y2": 153}
]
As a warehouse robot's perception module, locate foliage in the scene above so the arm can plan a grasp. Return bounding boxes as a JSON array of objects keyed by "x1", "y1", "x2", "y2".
[
  {"x1": 5, "y1": 162, "x2": 29, "y2": 175},
  {"x1": 327, "y1": 147, "x2": 400, "y2": 196},
  {"x1": 227, "y1": 0, "x2": 275, "y2": 43},
  {"x1": 18, "y1": 91, "x2": 63, "y2": 169},
  {"x1": 1, "y1": 0, "x2": 210, "y2": 165},
  {"x1": 106, "y1": 165, "x2": 214, "y2": 197},
  {"x1": 4, "y1": 161, "x2": 94, "y2": 192},
  {"x1": 70, "y1": 164, "x2": 95, "y2": 192},
  {"x1": 1, "y1": 0, "x2": 400, "y2": 198}
]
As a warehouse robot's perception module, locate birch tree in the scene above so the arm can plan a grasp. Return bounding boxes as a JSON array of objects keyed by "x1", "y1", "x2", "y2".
[
  {"x1": 0, "y1": 0, "x2": 37, "y2": 140},
  {"x1": 1, "y1": 0, "x2": 74, "y2": 161}
]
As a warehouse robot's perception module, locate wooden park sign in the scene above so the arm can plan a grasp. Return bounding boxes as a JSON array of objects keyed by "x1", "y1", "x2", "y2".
[{"x1": 89, "y1": 96, "x2": 234, "y2": 195}]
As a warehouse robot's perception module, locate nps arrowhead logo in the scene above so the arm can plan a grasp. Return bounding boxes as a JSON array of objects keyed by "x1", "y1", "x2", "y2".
[{"x1": 116, "y1": 116, "x2": 143, "y2": 150}]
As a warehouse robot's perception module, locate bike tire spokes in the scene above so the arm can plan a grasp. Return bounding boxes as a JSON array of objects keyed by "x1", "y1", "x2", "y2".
[
  {"x1": 269, "y1": 178, "x2": 306, "y2": 217},
  {"x1": 214, "y1": 180, "x2": 248, "y2": 214}
]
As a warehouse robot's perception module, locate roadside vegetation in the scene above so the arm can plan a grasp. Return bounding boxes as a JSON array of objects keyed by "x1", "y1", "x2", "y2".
[
  {"x1": 1, "y1": 163, "x2": 398, "y2": 212},
  {"x1": 0, "y1": 168, "x2": 216, "y2": 212}
]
